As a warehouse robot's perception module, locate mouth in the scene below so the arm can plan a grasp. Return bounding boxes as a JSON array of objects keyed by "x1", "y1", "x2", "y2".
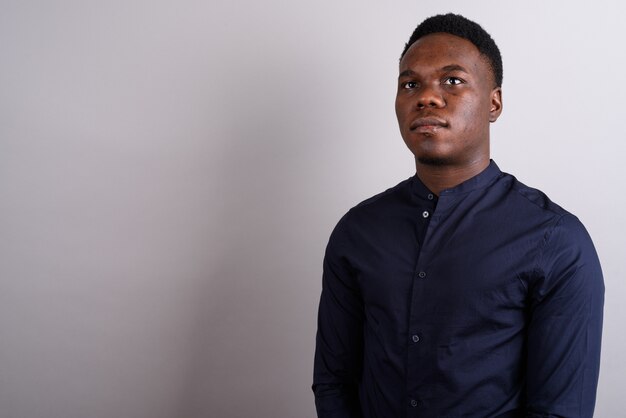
[{"x1": 410, "y1": 117, "x2": 448, "y2": 133}]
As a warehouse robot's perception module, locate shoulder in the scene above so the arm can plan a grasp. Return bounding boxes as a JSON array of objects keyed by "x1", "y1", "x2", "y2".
[
  {"x1": 327, "y1": 176, "x2": 414, "y2": 246},
  {"x1": 338, "y1": 176, "x2": 414, "y2": 224},
  {"x1": 495, "y1": 171, "x2": 603, "y2": 299},
  {"x1": 500, "y1": 171, "x2": 569, "y2": 218},
  {"x1": 500, "y1": 172, "x2": 601, "y2": 272},
  {"x1": 352, "y1": 176, "x2": 414, "y2": 211},
  {"x1": 499, "y1": 172, "x2": 595, "y2": 247},
  {"x1": 539, "y1": 211, "x2": 599, "y2": 270},
  {"x1": 484, "y1": 170, "x2": 601, "y2": 263}
]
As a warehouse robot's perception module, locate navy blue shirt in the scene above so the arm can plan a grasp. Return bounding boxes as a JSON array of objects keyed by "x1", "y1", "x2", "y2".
[{"x1": 313, "y1": 161, "x2": 604, "y2": 418}]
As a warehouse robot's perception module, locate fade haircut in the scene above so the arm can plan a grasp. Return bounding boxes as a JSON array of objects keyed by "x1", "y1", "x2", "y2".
[{"x1": 400, "y1": 13, "x2": 503, "y2": 87}]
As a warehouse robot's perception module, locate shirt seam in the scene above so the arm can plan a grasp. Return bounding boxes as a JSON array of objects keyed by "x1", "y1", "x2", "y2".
[{"x1": 533, "y1": 213, "x2": 569, "y2": 302}]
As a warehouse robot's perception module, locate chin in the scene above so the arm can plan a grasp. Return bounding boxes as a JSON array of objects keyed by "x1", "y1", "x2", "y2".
[{"x1": 416, "y1": 155, "x2": 453, "y2": 166}]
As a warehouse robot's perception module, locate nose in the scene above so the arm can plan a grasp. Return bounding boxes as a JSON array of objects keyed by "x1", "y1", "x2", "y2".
[{"x1": 416, "y1": 85, "x2": 445, "y2": 109}]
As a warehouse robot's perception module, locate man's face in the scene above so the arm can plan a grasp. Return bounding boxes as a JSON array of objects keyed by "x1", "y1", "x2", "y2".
[{"x1": 395, "y1": 33, "x2": 502, "y2": 167}]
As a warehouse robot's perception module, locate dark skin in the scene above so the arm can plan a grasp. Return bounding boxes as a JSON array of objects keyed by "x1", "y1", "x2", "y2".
[{"x1": 395, "y1": 33, "x2": 503, "y2": 195}]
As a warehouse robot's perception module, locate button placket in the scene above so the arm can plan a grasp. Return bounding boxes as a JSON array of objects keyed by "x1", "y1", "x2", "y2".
[{"x1": 407, "y1": 193, "x2": 435, "y2": 415}]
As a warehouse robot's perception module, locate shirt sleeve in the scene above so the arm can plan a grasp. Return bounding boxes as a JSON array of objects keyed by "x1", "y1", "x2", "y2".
[
  {"x1": 525, "y1": 214, "x2": 604, "y2": 418},
  {"x1": 312, "y1": 215, "x2": 364, "y2": 418}
]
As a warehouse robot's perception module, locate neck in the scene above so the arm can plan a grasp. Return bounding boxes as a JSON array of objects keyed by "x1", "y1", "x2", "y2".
[{"x1": 415, "y1": 157, "x2": 490, "y2": 196}]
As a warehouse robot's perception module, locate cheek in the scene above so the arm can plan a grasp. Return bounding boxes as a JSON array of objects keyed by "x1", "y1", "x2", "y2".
[
  {"x1": 395, "y1": 103, "x2": 412, "y2": 131},
  {"x1": 394, "y1": 97, "x2": 405, "y2": 120},
  {"x1": 458, "y1": 98, "x2": 490, "y2": 131}
]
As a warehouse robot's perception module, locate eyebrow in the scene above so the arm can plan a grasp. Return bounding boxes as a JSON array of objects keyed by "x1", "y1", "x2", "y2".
[
  {"x1": 398, "y1": 69, "x2": 416, "y2": 78},
  {"x1": 441, "y1": 64, "x2": 468, "y2": 73},
  {"x1": 398, "y1": 65, "x2": 469, "y2": 78}
]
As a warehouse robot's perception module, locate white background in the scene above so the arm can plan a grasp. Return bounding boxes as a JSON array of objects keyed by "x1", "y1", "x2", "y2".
[{"x1": 1, "y1": 1, "x2": 624, "y2": 417}]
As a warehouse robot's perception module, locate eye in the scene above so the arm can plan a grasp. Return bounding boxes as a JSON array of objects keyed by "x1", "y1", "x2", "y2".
[
  {"x1": 403, "y1": 81, "x2": 418, "y2": 89},
  {"x1": 443, "y1": 77, "x2": 464, "y2": 85}
]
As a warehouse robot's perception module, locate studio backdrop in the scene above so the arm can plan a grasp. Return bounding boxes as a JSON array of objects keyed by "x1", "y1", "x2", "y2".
[{"x1": 0, "y1": 1, "x2": 624, "y2": 417}]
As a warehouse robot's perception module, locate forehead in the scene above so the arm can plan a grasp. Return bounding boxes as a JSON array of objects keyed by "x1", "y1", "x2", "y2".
[{"x1": 400, "y1": 32, "x2": 492, "y2": 82}]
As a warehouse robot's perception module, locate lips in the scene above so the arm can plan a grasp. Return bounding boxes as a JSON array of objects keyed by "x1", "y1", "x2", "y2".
[{"x1": 409, "y1": 117, "x2": 448, "y2": 131}]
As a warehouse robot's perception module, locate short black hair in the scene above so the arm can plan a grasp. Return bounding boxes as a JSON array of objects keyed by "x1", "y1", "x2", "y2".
[{"x1": 400, "y1": 13, "x2": 503, "y2": 87}]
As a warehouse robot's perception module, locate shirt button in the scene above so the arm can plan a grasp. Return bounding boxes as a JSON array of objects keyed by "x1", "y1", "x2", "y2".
[
  {"x1": 418, "y1": 271, "x2": 426, "y2": 279},
  {"x1": 422, "y1": 211, "x2": 429, "y2": 218},
  {"x1": 427, "y1": 193, "x2": 434, "y2": 200},
  {"x1": 410, "y1": 399, "x2": 418, "y2": 407},
  {"x1": 412, "y1": 334, "x2": 420, "y2": 343}
]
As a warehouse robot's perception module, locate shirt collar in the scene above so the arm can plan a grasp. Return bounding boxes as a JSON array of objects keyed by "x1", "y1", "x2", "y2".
[{"x1": 411, "y1": 160, "x2": 503, "y2": 199}]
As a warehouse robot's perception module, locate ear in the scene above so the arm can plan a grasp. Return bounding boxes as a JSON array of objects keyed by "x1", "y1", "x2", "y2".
[{"x1": 489, "y1": 87, "x2": 503, "y2": 123}]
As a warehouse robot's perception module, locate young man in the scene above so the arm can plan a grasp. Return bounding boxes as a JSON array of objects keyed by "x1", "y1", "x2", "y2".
[{"x1": 313, "y1": 14, "x2": 604, "y2": 418}]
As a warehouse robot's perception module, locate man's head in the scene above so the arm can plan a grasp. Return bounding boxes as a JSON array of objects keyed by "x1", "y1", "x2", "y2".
[
  {"x1": 401, "y1": 13, "x2": 502, "y2": 88},
  {"x1": 395, "y1": 14, "x2": 503, "y2": 168}
]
